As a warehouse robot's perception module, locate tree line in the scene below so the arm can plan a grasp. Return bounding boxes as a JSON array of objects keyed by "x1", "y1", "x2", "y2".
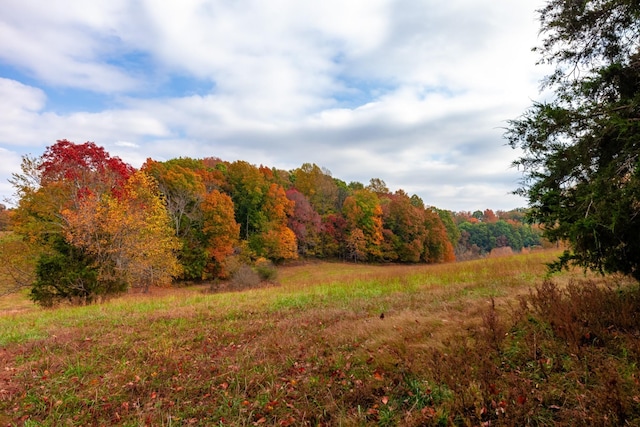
[{"x1": 1, "y1": 140, "x2": 541, "y2": 305}]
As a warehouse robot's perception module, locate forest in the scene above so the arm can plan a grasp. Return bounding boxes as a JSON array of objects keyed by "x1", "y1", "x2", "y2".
[{"x1": 0, "y1": 139, "x2": 542, "y2": 305}]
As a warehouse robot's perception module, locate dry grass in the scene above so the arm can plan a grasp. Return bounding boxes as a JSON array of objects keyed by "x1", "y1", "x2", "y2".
[{"x1": 1, "y1": 249, "x2": 638, "y2": 426}]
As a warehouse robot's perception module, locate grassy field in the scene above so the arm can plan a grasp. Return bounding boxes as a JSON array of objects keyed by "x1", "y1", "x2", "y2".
[{"x1": 1, "y1": 249, "x2": 639, "y2": 426}]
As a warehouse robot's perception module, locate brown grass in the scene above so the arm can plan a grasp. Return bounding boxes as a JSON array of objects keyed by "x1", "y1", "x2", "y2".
[{"x1": 1, "y1": 249, "x2": 638, "y2": 426}]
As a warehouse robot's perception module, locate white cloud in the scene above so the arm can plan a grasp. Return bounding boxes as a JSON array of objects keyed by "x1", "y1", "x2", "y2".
[
  {"x1": 0, "y1": 147, "x2": 23, "y2": 205},
  {"x1": 0, "y1": 0, "x2": 546, "y2": 211},
  {"x1": 0, "y1": 78, "x2": 47, "y2": 146},
  {"x1": 0, "y1": 0, "x2": 138, "y2": 92},
  {"x1": 114, "y1": 141, "x2": 139, "y2": 148}
]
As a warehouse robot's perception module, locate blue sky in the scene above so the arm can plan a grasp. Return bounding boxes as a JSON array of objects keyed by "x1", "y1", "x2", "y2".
[{"x1": 0, "y1": 0, "x2": 547, "y2": 211}]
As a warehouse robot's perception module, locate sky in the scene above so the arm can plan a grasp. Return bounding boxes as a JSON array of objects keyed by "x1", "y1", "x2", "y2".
[{"x1": 0, "y1": 0, "x2": 549, "y2": 212}]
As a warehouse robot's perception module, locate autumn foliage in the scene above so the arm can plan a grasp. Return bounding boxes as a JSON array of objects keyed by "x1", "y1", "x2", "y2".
[
  {"x1": 8, "y1": 140, "x2": 542, "y2": 305},
  {"x1": 11, "y1": 141, "x2": 180, "y2": 305}
]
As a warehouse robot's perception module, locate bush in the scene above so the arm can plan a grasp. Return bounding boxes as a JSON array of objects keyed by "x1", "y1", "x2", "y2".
[
  {"x1": 254, "y1": 258, "x2": 278, "y2": 282},
  {"x1": 229, "y1": 264, "x2": 260, "y2": 290},
  {"x1": 31, "y1": 238, "x2": 127, "y2": 307}
]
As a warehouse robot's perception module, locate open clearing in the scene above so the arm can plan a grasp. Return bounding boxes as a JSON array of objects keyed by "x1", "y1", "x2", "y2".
[{"x1": 1, "y1": 250, "x2": 637, "y2": 426}]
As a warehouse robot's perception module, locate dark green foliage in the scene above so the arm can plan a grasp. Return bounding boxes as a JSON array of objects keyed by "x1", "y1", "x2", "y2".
[
  {"x1": 457, "y1": 220, "x2": 541, "y2": 255},
  {"x1": 31, "y1": 238, "x2": 126, "y2": 307},
  {"x1": 507, "y1": 0, "x2": 640, "y2": 279},
  {"x1": 177, "y1": 241, "x2": 208, "y2": 281},
  {"x1": 223, "y1": 161, "x2": 269, "y2": 240},
  {"x1": 436, "y1": 209, "x2": 460, "y2": 247}
]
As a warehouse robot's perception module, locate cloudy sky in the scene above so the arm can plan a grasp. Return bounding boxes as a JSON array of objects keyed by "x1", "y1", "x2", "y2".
[{"x1": 0, "y1": 0, "x2": 548, "y2": 212}]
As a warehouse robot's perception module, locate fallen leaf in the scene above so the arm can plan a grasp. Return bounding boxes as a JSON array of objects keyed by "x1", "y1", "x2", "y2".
[
  {"x1": 421, "y1": 407, "x2": 436, "y2": 417},
  {"x1": 279, "y1": 417, "x2": 296, "y2": 426}
]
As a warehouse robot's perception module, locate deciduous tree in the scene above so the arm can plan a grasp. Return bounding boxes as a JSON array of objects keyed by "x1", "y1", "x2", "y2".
[
  {"x1": 293, "y1": 163, "x2": 339, "y2": 214},
  {"x1": 142, "y1": 158, "x2": 212, "y2": 280},
  {"x1": 224, "y1": 161, "x2": 268, "y2": 240},
  {"x1": 381, "y1": 190, "x2": 426, "y2": 262},
  {"x1": 286, "y1": 189, "x2": 321, "y2": 257},
  {"x1": 422, "y1": 208, "x2": 456, "y2": 263},
  {"x1": 0, "y1": 232, "x2": 37, "y2": 296},
  {"x1": 39, "y1": 139, "x2": 134, "y2": 205},
  {"x1": 343, "y1": 189, "x2": 383, "y2": 260},
  {"x1": 63, "y1": 171, "x2": 182, "y2": 292},
  {"x1": 254, "y1": 184, "x2": 297, "y2": 261},
  {"x1": 201, "y1": 189, "x2": 240, "y2": 278},
  {"x1": 320, "y1": 213, "x2": 348, "y2": 259}
]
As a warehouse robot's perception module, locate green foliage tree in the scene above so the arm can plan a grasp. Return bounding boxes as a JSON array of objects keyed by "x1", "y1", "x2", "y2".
[
  {"x1": 292, "y1": 163, "x2": 339, "y2": 214},
  {"x1": 31, "y1": 237, "x2": 126, "y2": 306},
  {"x1": 224, "y1": 161, "x2": 297, "y2": 262},
  {"x1": 224, "y1": 161, "x2": 269, "y2": 240},
  {"x1": 436, "y1": 208, "x2": 461, "y2": 248},
  {"x1": 456, "y1": 220, "x2": 541, "y2": 256},
  {"x1": 506, "y1": 1, "x2": 640, "y2": 278}
]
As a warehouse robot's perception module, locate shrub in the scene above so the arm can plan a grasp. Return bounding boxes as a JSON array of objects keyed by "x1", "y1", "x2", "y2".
[
  {"x1": 31, "y1": 238, "x2": 127, "y2": 307},
  {"x1": 254, "y1": 258, "x2": 278, "y2": 282},
  {"x1": 229, "y1": 264, "x2": 260, "y2": 290}
]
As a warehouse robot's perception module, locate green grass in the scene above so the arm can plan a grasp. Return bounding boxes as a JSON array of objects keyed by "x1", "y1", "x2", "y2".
[{"x1": 1, "y1": 249, "x2": 638, "y2": 426}]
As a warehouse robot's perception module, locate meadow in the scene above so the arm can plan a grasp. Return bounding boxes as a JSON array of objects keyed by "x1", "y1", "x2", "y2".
[{"x1": 1, "y1": 249, "x2": 639, "y2": 426}]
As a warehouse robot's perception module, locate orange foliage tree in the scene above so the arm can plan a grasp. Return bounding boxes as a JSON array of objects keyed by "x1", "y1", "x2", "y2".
[
  {"x1": 422, "y1": 208, "x2": 456, "y2": 263},
  {"x1": 380, "y1": 190, "x2": 427, "y2": 263},
  {"x1": 201, "y1": 189, "x2": 240, "y2": 278},
  {"x1": 255, "y1": 184, "x2": 297, "y2": 262},
  {"x1": 143, "y1": 158, "x2": 213, "y2": 280},
  {"x1": 224, "y1": 161, "x2": 298, "y2": 262}
]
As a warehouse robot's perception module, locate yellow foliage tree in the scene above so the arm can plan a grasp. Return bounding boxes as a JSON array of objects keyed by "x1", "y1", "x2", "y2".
[
  {"x1": 342, "y1": 189, "x2": 383, "y2": 260},
  {"x1": 260, "y1": 225, "x2": 298, "y2": 262},
  {"x1": 257, "y1": 183, "x2": 298, "y2": 262},
  {"x1": 0, "y1": 232, "x2": 37, "y2": 296},
  {"x1": 64, "y1": 171, "x2": 182, "y2": 291}
]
